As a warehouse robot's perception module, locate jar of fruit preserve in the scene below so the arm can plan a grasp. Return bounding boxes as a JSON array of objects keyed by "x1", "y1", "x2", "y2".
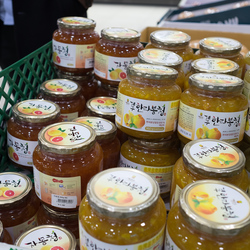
[
  {"x1": 170, "y1": 139, "x2": 249, "y2": 207},
  {"x1": 79, "y1": 168, "x2": 166, "y2": 249},
  {"x1": 33, "y1": 122, "x2": 103, "y2": 212},
  {"x1": 52, "y1": 17, "x2": 99, "y2": 75},
  {"x1": 184, "y1": 57, "x2": 240, "y2": 90},
  {"x1": 15, "y1": 225, "x2": 77, "y2": 250},
  {"x1": 7, "y1": 99, "x2": 61, "y2": 169},
  {"x1": 94, "y1": 27, "x2": 144, "y2": 86},
  {"x1": 0, "y1": 221, "x2": 13, "y2": 244},
  {"x1": 38, "y1": 79, "x2": 85, "y2": 121},
  {"x1": 73, "y1": 116, "x2": 120, "y2": 170},
  {"x1": 37, "y1": 204, "x2": 79, "y2": 240},
  {"x1": 119, "y1": 136, "x2": 180, "y2": 199},
  {"x1": 198, "y1": 37, "x2": 245, "y2": 78},
  {"x1": 138, "y1": 48, "x2": 185, "y2": 90},
  {"x1": 145, "y1": 30, "x2": 193, "y2": 75},
  {"x1": 116, "y1": 63, "x2": 181, "y2": 140},
  {"x1": 244, "y1": 70, "x2": 250, "y2": 144},
  {"x1": 0, "y1": 173, "x2": 40, "y2": 242},
  {"x1": 94, "y1": 82, "x2": 118, "y2": 98},
  {"x1": 178, "y1": 73, "x2": 248, "y2": 146},
  {"x1": 166, "y1": 180, "x2": 250, "y2": 249},
  {"x1": 245, "y1": 51, "x2": 250, "y2": 75}
]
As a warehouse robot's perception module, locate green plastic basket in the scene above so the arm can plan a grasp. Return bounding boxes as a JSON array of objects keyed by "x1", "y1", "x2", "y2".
[{"x1": 0, "y1": 41, "x2": 57, "y2": 171}]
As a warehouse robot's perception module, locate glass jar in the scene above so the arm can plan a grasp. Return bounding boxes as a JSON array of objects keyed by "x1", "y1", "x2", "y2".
[
  {"x1": 37, "y1": 79, "x2": 85, "y2": 121},
  {"x1": 166, "y1": 180, "x2": 250, "y2": 249},
  {"x1": 7, "y1": 99, "x2": 61, "y2": 170},
  {"x1": 0, "y1": 221, "x2": 13, "y2": 244},
  {"x1": 170, "y1": 139, "x2": 249, "y2": 207},
  {"x1": 52, "y1": 17, "x2": 99, "y2": 75},
  {"x1": 198, "y1": 37, "x2": 245, "y2": 78},
  {"x1": 37, "y1": 204, "x2": 79, "y2": 240},
  {"x1": 243, "y1": 70, "x2": 250, "y2": 145},
  {"x1": 79, "y1": 168, "x2": 166, "y2": 249},
  {"x1": 73, "y1": 116, "x2": 120, "y2": 170},
  {"x1": 33, "y1": 122, "x2": 103, "y2": 212},
  {"x1": 145, "y1": 30, "x2": 193, "y2": 75},
  {"x1": 15, "y1": 225, "x2": 77, "y2": 250},
  {"x1": 184, "y1": 57, "x2": 240, "y2": 90},
  {"x1": 119, "y1": 136, "x2": 180, "y2": 199},
  {"x1": 178, "y1": 73, "x2": 248, "y2": 145},
  {"x1": 94, "y1": 27, "x2": 144, "y2": 86},
  {"x1": 245, "y1": 51, "x2": 250, "y2": 76},
  {"x1": 94, "y1": 81, "x2": 118, "y2": 98},
  {"x1": 138, "y1": 48, "x2": 185, "y2": 90},
  {"x1": 116, "y1": 63, "x2": 181, "y2": 140},
  {"x1": 0, "y1": 173, "x2": 40, "y2": 242}
]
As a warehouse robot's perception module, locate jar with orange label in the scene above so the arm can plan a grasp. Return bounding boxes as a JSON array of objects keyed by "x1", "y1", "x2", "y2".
[
  {"x1": 94, "y1": 82, "x2": 118, "y2": 98},
  {"x1": 73, "y1": 117, "x2": 120, "y2": 170},
  {"x1": 52, "y1": 17, "x2": 99, "y2": 75},
  {"x1": 33, "y1": 122, "x2": 103, "y2": 212},
  {"x1": 184, "y1": 57, "x2": 240, "y2": 90},
  {"x1": 116, "y1": 63, "x2": 181, "y2": 140},
  {"x1": 170, "y1": 139, "x2": 249, "y2": 207},
  {"x1": 166, "y1": 180, "x2": 250, "y2": 249},
  {"x1": 145, "y1": 30, "x2": 193, "y2": 75},
  {"x1": 0, "y1": 173, "x2": 40, "y2": 242},
  {"x1": 94, "y1": 27, "x2": 144, "y2": 86},
  {"x1": 119, "y1": 136, "x2": 180, "y2": 199},
  {"x1": 37, "y1": 79, "x2": 85, "y2": 121},
  {"x1": 138, "y1": 48, "x2": 185, "y2": 90},
  {"x1": 178, "y1": 73, "x2": 248, "y2": 146},
  {"x1": 7, "y1": 99, "x2": 61, "y2": 169},
  {"x1": 37, "y1": 204, "x2": 79, "y2": 240},
  {"x1": 197, "y1": 37, "x2": 245, "y2": 78},
  {"x1": 79, "y1": 168, "x2": 166, "y2": 249},
  {"x1": 0, "y1": 221, "x2": 13, "y2": 244}
]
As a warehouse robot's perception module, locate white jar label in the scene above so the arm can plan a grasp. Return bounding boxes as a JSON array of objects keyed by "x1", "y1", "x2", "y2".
[
  {"x1": 182, "y1": 59, "x2": 192, "y2": 74},
  {"x1": 165, "y1": 230, "x2": 181, "y2": 250},
  {"x1": 60, "y1": 111, "x2": 79, "y2": 121}
]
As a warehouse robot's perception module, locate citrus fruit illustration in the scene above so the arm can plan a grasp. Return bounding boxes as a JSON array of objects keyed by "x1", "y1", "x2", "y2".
[
  {"x1": 8, "y1": 147, "x2": 15, "y2": 159},
  {"x1": 118, "y1": 71, "x2": 127, "y2": 80},
  {"x1": 48, "y1": 129, "x2": 63, "y2": 137},
  {"x1": 21, "y1": 107, "x2": 35, "y2": 114},
  {"x1": 101, "y1": 187, "x2": 133, "y2": 204},
  {"x1": 211, "y1": 153, "x2": 236, "y2": 167},
  {"x1": 105, "y1": 99, "x2": 116, "y2": 105},
  {"x1": 3, "y1": 189, "x2": 15, "y2": 198},
  {"x1": 115, "y1": 68, "x2": 123, "y2": 74},
  {"x1": 109, "y1": 70, "x2": 118, "y2": 80},
  {"x1": 0, "y1": 190, "x2": 2, "y2": 196},
  {"x1": 124, "y1": 110, "x2": 145, "y2": 129},
  {"x1": 13, "y1": 152, "x2": 19, "y2": 161},
  {"x1": 246, "y1": 119, "x2": 250, "y2": 131},
  {"x1": 50, "y1": 136, "x2": 64, "y2": 143},
  {"x1": 97, "y1": 99, "x2": 105, "y2": 104},
  {"x1": 51, "y1": 246, "x2": 65, "y2": 250},
  {"x1": 0, "y1": 187, "x2": 9, "y2": 194},
  {"x1": 53, "y1": 52, "x2": 58, "y2": 62},
  {"x1": 196, "y1": 126, "x2": 221, "y2": 140},
  {"x1": 33, "y1": 110, "x2": 43, "y2": 115},
  {"x1": 56, "y1": 56, "x2": 61, "y2": 64}
]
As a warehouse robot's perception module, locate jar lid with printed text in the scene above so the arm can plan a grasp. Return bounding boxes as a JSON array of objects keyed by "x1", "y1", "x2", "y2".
[{"x1": 57, "y1": 16, "x2": 96, "y2": 29}]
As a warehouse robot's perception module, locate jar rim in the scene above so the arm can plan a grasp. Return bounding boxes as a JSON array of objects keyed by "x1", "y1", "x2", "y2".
[
  {"x1": 57, "y1": 16, "x2": 96, "y2": 29},
  {"x1": 42, "y1": 204, "x2": 78, "y2": 218}
]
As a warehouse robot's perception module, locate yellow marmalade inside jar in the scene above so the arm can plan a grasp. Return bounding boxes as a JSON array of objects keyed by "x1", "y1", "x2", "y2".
[{"x1": 116, "y1": 63, "x2": 181, "y2": 140}]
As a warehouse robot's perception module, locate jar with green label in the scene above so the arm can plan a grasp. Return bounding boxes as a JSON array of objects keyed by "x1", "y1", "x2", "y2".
[
  {"x1": 119, "y1": 136, "x2": 180, "y2": 199},
  {"x1": 116, "y1": 63, "x2": 181, "y2": 140},
  {"x1": 166, "y1": 180, "x2": 250, "y2": 249},
  {"x1": 170, "y1": 139, "x2": 249, "y2": 207},
  {"x1": 79, "y1": 168, "x2": 166, "y2": 249},
  {"x1": 178, "y1": 73, "x2": 248, "y2": 146},
  {"x1": 33, "y1": 122, "x2": 103, "y2": 212},
  {"x1": 138, "y1": 48, "x2": 185, "y2": 90}
]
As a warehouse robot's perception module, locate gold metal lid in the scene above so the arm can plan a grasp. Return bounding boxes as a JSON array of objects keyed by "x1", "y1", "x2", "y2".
[
  {"x1": 40, "y1": 79, "x2": 82, "y2": 97},
  {"x1": 87, "y1": 168, "x2": 160, "y2": 218},
  {"x1": 38, "y1": 122, "x2": 96, "y2": 154},
  {"x1": 127, "y1": 63, "x2": 178, "y2": 80},
  {"x1": 191, "y1": 58, "x2": 239, "y2": 76},
  {"x1": 42, "y1": 204, "x2": 78, "y2": 219},
  {"x1": 150, "y1": 30, "x2": 191, "y2": 48},
  {"x1": 183, "y1": 139, "x2": 245, "y2": 178},
  {"x1": 179, "y1": 180, "x2": 250, "y2": 236},
  {"x1": 0, "y1": 172, "x2": 32, "y2": 207},
  {"x1": 200, "y1": 37, "x2": 242, "y2": 55},
  {"x1": 57, "y1": 16, "x2": 96, "y2": 29},
  {"x1": 15, "y1": 225, "x2": 77, "y2": 250},
  {"x1": 101, "y1": 27, "x2": 141, "y2": 42},
  {"x1": 189, "y1": 73, "x2": 243, "y2": 91},
  {"x1": 73, "y1": 116, "x2": 117, "y2": 141},
  {"x1": 12, "y1": 99, "x2": 61, "y2": 123}
]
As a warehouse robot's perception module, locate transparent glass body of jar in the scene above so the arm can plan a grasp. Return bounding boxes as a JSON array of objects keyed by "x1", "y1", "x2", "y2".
[
  {"x1": 170, "y1": 139, "x2": 249, "y2": 207},
  {"x1": 7, "y1": 99, "x2": 61, "y2": 170},
  {"x1": 94, "y1": 27, "x2": 144, "y2": 87},
  {"x1": 32, "y1": 122, "x2": 103, "y2": 212},
  {"x1": 166, "y1": 180, "x2": 250, "y2": 249},
  {"x1": 37, "y1": 79, "x2": 85, "y2": 121},
  {"x1": 94, "y1": 81, "x2": 118, "y2": 98},
  {"x1": 37, "y1": 204, "x2": 79, "y2": 240},
  {"x1": 245, "y1": 51, "x2": 250, "y2": 76},
  {"x1": 116, "y1": 63, "x2": 181, "y2": 140},
  {"x1": 79, "y1": 168, "x2": 166, "y2": 248},
  {"x1": 119, "y1": 136, "x2": 180, "y2": 199},
  {"x1": 73, "y1": 117, "x2": 120, "y2": 170},
  {"x1": 244, "y1": 70, "x2": 250, "y2": 145},
  {"x1": 178, "y1": 73, "x2": 248, "y2": 146},
  {"x1": 145, "y1": 30, "x2": 194, "y2": 75},
  {"x1": 52, "y1": 17, "x2": 99, "y2": 75},
  {"x1": 0, "y1": 173, "x2": 40, "y2": 242},
  {"x1": 0, "y1": 227, "x2": 13, "y2": 244},
  {"x1": 184, "y1": 57, "x2": 240, "y2": 90},
  {"x1": 197, "y1": 37, "x2": 245, "y2": 79},
  {"x1": 138, "y1": 48, "x2": 185, "y2": 90}
]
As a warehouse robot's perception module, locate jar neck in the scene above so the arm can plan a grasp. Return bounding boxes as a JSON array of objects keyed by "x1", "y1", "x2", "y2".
[
  {"x1": 127, "y1": 75, "x2": 176, "y2": 86},
  {"x1": 151, "y1": 42, "x2": 188, "y2": 51},
  {"x1": 200, "y1": 49, "x2": 239, "y2": 59},
  {"x1": 14, "y1": 116, "x2": 61, "y2": 128},
  {"x1": 101, "y1": 37, "x2": 140, "y2": 45},
  {"x1": 97, "y1": 135, "x2": 116, "y2": 145}
]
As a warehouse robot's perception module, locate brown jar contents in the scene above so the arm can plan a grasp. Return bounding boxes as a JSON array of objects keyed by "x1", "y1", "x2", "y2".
[
  {"x1": 0, "y1": 221, "x2": 13, "y2": 244},
  {"x1": 94, "y1": 81, "x2": 118, "y2": 98}
]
